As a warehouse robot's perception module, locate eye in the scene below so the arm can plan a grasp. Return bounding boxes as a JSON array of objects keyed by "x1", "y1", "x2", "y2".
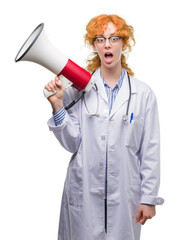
[
  {"x1": 110, "y1": 36, "x2": 119, "y2": 42},
  {"x1": 97, "y1": 37, "x2": 105, "y2": 43}
]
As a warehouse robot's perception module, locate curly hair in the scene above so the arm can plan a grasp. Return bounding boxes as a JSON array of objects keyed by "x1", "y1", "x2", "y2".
[{"x1": 84, "y1": 14, "x2": 135, "y2": 76}]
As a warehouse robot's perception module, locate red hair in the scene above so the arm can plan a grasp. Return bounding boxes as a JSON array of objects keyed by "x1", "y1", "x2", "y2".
[{"x1": 84, "y1": 14, "x2": 135, "y2": 75}]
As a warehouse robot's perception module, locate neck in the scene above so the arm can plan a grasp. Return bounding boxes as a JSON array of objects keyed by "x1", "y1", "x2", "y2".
[{"x1": 100, "y1": 63, "x2": 122, "y2": 87}]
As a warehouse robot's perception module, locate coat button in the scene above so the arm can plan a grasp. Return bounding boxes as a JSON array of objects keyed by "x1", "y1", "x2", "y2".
[
  {"x1": 99, "y1": 189, "x2": 103, "y2": 194},
  {"x1": 99, "y1": 162, "x2": 104, "y2": 167},
  {"x1": 110, "y1": 145, "x2": 115, "y2": 150},
  {"x1": 160, "y1": 198, "x2": 164, "y2": 204},
  {"x1": 101, "y1": 136, "x2": 106, "y2": 140},
  {"x1": 111, "y1": 172, "x2": 116, "y2": 176}
]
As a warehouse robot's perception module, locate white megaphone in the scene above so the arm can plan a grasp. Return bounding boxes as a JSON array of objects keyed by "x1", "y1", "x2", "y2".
[{"x1": 15, "y1": 23, "x2": 96, "y2": 98}]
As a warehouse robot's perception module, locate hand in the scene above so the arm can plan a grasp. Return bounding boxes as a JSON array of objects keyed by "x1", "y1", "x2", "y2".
[
  {"x1": 136, "y1": 204, "x2": 156, "y2": 225},
  {"x1": 45, "y1": 76, "x2": 66, "y2": 103},
  {"x1": 44, "y1": 76, "x2": 66, "y2": 113}
]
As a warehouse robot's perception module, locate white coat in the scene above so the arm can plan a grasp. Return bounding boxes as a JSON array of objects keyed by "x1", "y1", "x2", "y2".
[{"x1": 47, "y1": 68, "x2": 164, "y2": 240}]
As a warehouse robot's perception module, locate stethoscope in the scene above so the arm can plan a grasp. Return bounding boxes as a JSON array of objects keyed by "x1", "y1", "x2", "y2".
[
  {"x1": 65, "y1": 72, "x2": 131, "y2": 124},
  {"x1": 122, "y1": 72, "x2": 131, "y2": 124}
]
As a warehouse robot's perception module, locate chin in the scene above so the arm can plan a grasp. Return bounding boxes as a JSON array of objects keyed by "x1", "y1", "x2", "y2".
[{"x1": 103, "y1": 62, "x2": 121, "y2": 70}]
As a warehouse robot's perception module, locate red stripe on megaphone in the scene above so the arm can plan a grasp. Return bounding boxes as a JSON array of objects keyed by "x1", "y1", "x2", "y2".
[{"x1": 58, "y1": 59, "x2": 92, "y2": 91}]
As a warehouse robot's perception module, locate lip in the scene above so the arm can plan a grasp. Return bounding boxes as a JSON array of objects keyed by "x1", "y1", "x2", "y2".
[
  {"x1": 104, "y1": 51, "x2": 113, "y2": 56},
  {"x1": 104, "y1": 52, "x2": 113, "y2": 64}
]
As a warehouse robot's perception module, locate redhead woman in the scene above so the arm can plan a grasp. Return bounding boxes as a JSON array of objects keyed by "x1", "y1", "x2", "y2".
[{"x1": 45, "y1": 14, "x2": 164, "y2": 240}]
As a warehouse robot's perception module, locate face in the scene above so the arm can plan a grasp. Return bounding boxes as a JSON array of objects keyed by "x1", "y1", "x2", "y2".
[{"x1": 93, "y1": 22, "x2": 123, "y2": 70}]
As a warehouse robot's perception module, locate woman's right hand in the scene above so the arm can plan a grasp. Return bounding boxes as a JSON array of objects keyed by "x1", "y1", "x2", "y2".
[{"x1": 44, "y1": 76, "x2": 66, "y2": 113}]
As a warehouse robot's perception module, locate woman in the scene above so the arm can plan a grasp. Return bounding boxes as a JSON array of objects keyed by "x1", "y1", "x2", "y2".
[{"x1": 45, "y1": 14, "x2": 164, "y2": 240}]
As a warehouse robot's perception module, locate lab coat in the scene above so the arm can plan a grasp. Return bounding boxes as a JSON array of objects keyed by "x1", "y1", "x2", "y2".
[{"x1": 48, "y1": 68, "x2": 164, "y2": 240}]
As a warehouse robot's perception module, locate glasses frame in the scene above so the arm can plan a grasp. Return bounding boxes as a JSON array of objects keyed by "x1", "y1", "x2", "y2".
[{"x1": 93, "y1": 36, "x2": 124, "y2": 45}]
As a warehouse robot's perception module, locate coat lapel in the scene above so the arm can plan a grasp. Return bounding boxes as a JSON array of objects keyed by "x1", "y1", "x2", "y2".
[
  {"x1": 110, "y1": 73, "x2": 137, "y2": 118},
  {"x1": 92, "y1": 68, "x2": 137, "y2": 117},
  {"x1": 92, "y1": 68, "x2": 108, "y2": 104}
]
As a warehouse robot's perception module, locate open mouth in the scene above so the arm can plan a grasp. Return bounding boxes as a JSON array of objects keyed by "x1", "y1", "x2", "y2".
[
  {"x1": 104, "y1": 52, "x2": 113, "y2": 64},
  {"x1": 105, "y1": 53, "x2": 113, "y2": 58}
]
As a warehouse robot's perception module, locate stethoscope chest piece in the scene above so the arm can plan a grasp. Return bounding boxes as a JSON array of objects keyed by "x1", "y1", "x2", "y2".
[{"x1": 122, "y1": 115, "x2": 128, "y2": 125}]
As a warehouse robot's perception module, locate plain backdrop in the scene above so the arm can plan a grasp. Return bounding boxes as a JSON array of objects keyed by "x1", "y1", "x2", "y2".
[{"x1": 0, "y1": 0, "x2": 178, "y2": 239}]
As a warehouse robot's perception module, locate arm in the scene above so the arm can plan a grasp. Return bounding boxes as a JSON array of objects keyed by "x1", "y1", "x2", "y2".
[
  {"x1": 45, "y1": 77, "x2": 82, "y2": 153},
  {"x1": 136, "y1": 90, "x2": 164, "y2": 224},
  {"x1": 139, "y1": 90, "x2": 164, "y2": 206}
]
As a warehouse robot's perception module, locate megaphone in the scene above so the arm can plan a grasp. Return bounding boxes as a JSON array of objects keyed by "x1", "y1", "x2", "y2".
[{"x1": 15, "y1": 23, "x2": 96, "y2": 98}]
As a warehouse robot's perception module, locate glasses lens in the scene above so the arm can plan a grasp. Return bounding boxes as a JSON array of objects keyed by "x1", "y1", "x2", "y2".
[
  {"x1": 94, "y1": 36, "x2": 123, "y2": 45},
  {"x1": 96, "y1": 37, "x2": 105, "y2": 43},
  {"x1": 111, "y1": 36, "x2": 119, "y2": 42}
]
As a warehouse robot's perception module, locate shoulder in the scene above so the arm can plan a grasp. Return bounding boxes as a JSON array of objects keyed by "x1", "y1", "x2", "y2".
[
  {"x1": 131, "y1": 76, "x2": 151, "y2": 92},
  {"x1": 131, "y1": 75, "x2": 157, "y2": 99},
  {"x1": 130, "y1": 76, "x2": 159, "y2": 111}
]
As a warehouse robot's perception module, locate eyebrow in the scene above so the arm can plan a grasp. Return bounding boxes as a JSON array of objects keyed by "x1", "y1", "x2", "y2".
[{"x1": 97, "y1": 33, "x2": 118, "y2": 37}]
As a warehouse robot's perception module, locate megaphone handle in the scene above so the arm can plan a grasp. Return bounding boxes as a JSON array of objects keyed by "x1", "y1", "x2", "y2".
[
  {"x1": 43, "y1": 76, "x2": 72, "y2": 98},
  {"x1": 43, "y1": 88, "x2": 58, "y2": 98}
]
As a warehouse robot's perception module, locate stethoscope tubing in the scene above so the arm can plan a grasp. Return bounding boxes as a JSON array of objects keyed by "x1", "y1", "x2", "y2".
[
  {"x1": 126, "y1": 72, "x2": 132, "y2": 117},
  {"x1": 64, "y1": 71, "x2": 132, "y2": 124}
]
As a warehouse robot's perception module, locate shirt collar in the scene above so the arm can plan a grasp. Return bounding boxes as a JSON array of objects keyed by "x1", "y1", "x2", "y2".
[{"x1": 100, "y1": 68, "x2": 126, "y2": 90}]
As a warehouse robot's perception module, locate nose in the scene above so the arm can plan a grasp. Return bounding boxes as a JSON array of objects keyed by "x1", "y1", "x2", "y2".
[{"x1": 104, "y1": 38, "x2": 111, "y2": 48}]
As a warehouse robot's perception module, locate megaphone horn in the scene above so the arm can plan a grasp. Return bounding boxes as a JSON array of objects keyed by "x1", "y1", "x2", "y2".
[{"x1": 15, "y1": 23, "x2": 96, "y2": 98}]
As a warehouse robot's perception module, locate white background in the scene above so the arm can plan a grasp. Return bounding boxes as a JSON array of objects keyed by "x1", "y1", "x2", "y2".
[{"x1": 0, "y1": 0, "x2": 178, "y2": 239}]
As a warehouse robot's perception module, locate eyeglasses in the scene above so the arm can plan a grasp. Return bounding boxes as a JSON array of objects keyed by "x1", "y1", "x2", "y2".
[{"x1": 93, "y1": 36, "x2": 124, "y2": 45}]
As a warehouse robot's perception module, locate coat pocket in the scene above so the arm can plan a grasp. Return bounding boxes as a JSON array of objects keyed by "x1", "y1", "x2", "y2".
[
  {"x1": 125, "y1": 119, "x2": 144, "y2": 151},
  {"x1": 67, "y1": 167, "x2": 83, "y2": 207}
]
